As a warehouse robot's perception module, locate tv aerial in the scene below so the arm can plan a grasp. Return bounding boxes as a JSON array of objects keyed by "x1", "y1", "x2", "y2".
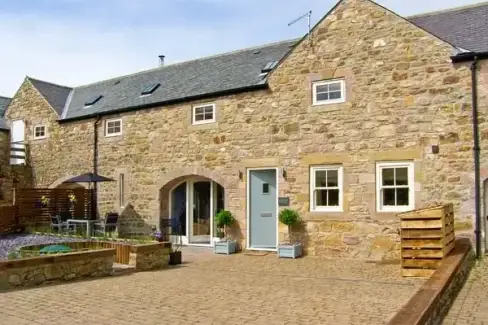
[{"x1": 288, "y1": 10, "x2": 312, "y2": 38}]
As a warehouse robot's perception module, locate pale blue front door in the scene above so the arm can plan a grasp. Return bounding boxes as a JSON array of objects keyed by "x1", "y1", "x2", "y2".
[{"x1": 249, "y1": 169, "x2": 277, "y2": 249}]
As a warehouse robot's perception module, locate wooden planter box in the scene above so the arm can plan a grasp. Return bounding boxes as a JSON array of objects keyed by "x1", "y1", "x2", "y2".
[
  {"x1": 399, "y1": 204, "x2": 455, "y2": 277},
  {"x1": 278, "y1": 242, "x2": 303, "y2": 259},
  {"x1": 214, "y1": 240, "x2": 237, "y2": 255}
]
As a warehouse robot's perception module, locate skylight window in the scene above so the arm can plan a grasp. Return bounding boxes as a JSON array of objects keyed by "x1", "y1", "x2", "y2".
[
  {"x1": 261, "y1": 61, "x2": 278, "y2": 73},
  {"x1": 84, "y1": 95, "x2": 103, "y2": 107},
  {"x1": 141, "y1": 83, "x2": 160, "y2": 96}
]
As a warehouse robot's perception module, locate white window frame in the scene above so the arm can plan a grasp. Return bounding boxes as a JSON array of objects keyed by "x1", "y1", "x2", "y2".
[
  {"x1": 310, "y1": 165, "x2": 343, "y2": 212},
  {"x1": 312, "y1": 79, "x2": 346, "y2": 106},
  {"x1": 105, "y1": 118, "x2": 122, "y2": 137},
  {"x1": 33, "y1": 125, "x2": 47, "y2": 140},
  {"x1": 376, "y1": 161, "x2": 415, "y2": 213},
  {"x1": 192, "y1": 103, "x2": 216, "y2": 125},
  {"x1": 119, "y1": 173, "x2": 125, "y2": 208}
]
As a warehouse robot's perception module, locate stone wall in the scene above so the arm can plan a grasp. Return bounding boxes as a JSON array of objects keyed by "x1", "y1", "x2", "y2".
[
  {"x1": 4, "y1": 78, "x2": 94, "y2": 192},
  {"x1": 128, "y1": 242, "x2": 171, "y2": 271},
  {"x1": 3, "y1": 0, "x2": 488, "y2": 258},
  {"x1": 0, "y1": 249, "x2": 115, "y2": 291},
  {"x1": 388, "y1": 237, "x2": 474, "y2": 325}
]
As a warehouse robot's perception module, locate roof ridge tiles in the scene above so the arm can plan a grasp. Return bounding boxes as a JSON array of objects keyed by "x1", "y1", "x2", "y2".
[
  {"x1": 73, "y1": 38, "x2": 299, "y2": 90},
  {"x1": 27, "y1": 76, "x2": 72, "y2": 89},
  {"x1": 407, "y1": 1, "x2": 488, "y2": 19}
]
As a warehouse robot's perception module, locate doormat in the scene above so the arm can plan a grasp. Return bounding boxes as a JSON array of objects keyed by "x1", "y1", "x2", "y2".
[{"x1": 243, "y1": 251, "x2": 269, "y2": 256}]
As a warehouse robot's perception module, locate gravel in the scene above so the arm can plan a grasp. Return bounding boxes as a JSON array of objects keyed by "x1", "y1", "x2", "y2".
[{"x1": 0, "y1": 234, "x2": 86, "y2": 260}]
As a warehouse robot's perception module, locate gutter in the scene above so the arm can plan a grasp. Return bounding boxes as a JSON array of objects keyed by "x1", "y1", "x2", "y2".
[
  {"x1": 451, "y1": 51, "x2": 488, "y2": 63},
  {"x1": 58, "y1": 83, "x2": 269, "y2": 123}
]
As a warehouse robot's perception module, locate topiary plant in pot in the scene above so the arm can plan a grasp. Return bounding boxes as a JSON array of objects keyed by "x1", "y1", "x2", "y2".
[
  {"x1": 213, "y1": 210, "x2": 237, "y2": 255},
  {"x1": 278, "y1": 208, "x2": 303, "y2": 258}
]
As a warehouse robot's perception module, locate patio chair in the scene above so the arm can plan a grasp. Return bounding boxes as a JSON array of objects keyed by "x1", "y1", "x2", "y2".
[
  {"x1": 50, "y1": 215, "x2": 75, "y2": 234},
  {"x1": 93, "y1": 212, "x2": 119, "y2": 236}
]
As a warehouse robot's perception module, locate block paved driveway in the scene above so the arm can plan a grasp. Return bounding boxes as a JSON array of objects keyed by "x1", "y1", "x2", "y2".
[
  {"x1": 0, "y1": 247, "x2": 423, "y2": 325},
  {"x1": 444, "y1": 259, "x2": 488, "y2": 325}
]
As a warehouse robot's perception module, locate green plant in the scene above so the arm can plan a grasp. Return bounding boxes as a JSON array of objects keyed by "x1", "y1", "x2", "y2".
[
  {"x1": 214, "y1": 210, "x2": 234, "y2": 239},
  {"x1": 279, "y1": 209, "x2": 300, "y2": 244},
  {"x1": 7, "y1": 251, "x2": 19, "y2": 260}
]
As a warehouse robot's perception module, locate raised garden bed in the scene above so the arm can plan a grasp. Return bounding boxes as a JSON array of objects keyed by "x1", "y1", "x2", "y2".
[{"x1": 0, "y1": 234, "x2": 172, "y2": 290}]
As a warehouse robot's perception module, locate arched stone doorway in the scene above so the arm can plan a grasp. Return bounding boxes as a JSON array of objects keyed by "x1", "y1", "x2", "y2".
[{"x1": 160, "y1": 175, "x2": 225, "y2": 246}]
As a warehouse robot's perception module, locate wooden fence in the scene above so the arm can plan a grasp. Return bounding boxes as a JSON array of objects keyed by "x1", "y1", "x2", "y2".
[
  {"x1": 20, "y1": 241, "x2": 132, "y2": 264},
  {"x1": 15, "y1": 188, "x2": 94, "y2": 227},
  {"x1": 0, "y1": 205, "x2": 18, "y2": 234}
]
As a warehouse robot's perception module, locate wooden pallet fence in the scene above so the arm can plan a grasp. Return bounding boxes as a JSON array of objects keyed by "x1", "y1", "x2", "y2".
[
  {"x1": 399, "y1": 204, "x2": 455, "y2": 277},
  {"x1": 15, "y1": 188, "x2": 94, "y2": 227},
  {"x1": 0, "y1": 205, "x2": 18, "y2": 234}
]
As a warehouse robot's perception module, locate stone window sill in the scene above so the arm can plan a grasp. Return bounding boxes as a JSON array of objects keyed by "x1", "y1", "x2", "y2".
[
  {"x1": 188, "y1": 122, "x2": 219, "y2": 131},
  {"x1": 308, "y1": 102, "x2": 348, "y2": 113}
]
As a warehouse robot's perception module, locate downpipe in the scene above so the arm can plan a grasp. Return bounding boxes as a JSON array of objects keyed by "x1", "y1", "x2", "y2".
[
  {"x1": 93, "y1": 116, "x2": 101, "y2": 219},
  {"x1": 470, "y1": 57, "x2": 482, "y2": 259}
]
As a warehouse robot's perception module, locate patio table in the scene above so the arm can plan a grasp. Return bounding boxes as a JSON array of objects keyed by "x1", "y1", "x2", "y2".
[{"x1": 67, "y1": 219, "x2": 97, "y2": 237}]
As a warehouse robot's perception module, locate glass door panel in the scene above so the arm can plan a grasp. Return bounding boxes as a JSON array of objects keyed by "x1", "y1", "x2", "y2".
[{"x1": 190, "y1": 181, "x2": 211, "y2": 244}]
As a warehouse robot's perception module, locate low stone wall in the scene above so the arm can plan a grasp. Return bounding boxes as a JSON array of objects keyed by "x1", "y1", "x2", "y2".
[
  {"x1": 298, "y1": 220, "x2": 400, "y2": 260},
  {"x1": 129, "y1": 242, "x2": 171, "y2": 271},
  {"x1": 388, "y1": 237, "x2": 474, "y2": 325},
  {"x1": 0, "y1": 248, "x2": 115, "y2": 291}
]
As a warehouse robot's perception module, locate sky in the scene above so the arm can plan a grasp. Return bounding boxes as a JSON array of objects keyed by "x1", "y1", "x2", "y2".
[{"x1": 0, "y1": 0, "x2": 482, "y2": 97}]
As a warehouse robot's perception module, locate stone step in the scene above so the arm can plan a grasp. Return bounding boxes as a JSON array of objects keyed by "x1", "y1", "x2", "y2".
[{"x1": 113, "y1": 263, "x2": 135, "y2": 276}]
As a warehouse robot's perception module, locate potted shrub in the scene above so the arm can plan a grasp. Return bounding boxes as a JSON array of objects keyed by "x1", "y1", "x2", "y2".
[
  {"x1": 213, "y1": 210, "x2": 237, "y2": 255},
  {"x1": 278, "y1": 208, "x2": 302, "y2": 258},
  {"x1": 169, "y1": 217, "x2": 183, "y2": 265}
]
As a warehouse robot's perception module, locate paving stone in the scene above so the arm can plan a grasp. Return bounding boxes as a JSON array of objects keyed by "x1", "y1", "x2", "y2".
[
  {"x1": 443, "y1": 259, "x2": 488, "y2": 325},
  {"x1": 0, "y1": 247, "x2": 423, "y2": 325}
]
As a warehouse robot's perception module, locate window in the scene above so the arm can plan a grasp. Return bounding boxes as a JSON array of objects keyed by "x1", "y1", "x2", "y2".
[
  {"x1": 262, "y1": 183, "x2": 270, "y2": 194},
  {"x1": 312, "y1": 79, "x2": 346, "y2": 105},
  {"x1": 105, "y1": 119, "x2": 122, "y2": 137},
  {"x1": 192, "y1": 103, "x2": 215, "y2": 124},
  {"x1": 33, "y1": 125, "x2": 47, "y2": 139},
  {"x1": 261, "y1": 61, "x2": 278, "y2": 73},
  {"x1": 310, "y1": 166, "x2": 343, "y2": 212},
  {"x1": 141, "y1": 83, "x2": 160, "y2": 96},
  {"x1": 84, "y1": 95, "x2": 103, "y2": 107},
  {"x1": 119, "y1": 173, "x2": 125, "y2": 208},
  {"x1": 376, "y1": 162, "x2": 414, "y2": 212}
]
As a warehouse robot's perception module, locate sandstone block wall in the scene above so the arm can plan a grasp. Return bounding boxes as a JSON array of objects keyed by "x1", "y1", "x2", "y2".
[
  {"x1": 0, "y1": 249, "x2": 115, "y2": 291},
  {"x1": 128, "y1": 242, "x2": 171, "y2": 271},
  {"x1": 2, "y1": 0, "x2": 488, "y2": 258}
]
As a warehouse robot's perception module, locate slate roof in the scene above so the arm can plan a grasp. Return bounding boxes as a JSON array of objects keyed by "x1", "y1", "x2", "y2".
[
  {"x1": 62, "y1": 40, "x2": 297, "y2": 120},
  {"x1": 409, "y1": 2, "x2": 488, "y2": 52},
  {"x1": 17, "y1": 2, "x2": 488, "y2": 122},
  {"x1": 0, "y1": 96, "x2": 11, "y2": 130},
  {"x1": 28, "y1": 78, "x2": 73, "y2": 116}
]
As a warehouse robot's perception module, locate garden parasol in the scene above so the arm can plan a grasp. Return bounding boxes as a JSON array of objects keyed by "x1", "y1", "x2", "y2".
[{"x1": 63, "y1": 172, "x2": 115, "y2": 219}]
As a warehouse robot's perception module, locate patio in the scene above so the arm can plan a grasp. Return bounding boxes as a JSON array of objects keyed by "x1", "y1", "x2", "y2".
[{"x1": 0, "y1": 247, "x2": 424, "y2": 325}]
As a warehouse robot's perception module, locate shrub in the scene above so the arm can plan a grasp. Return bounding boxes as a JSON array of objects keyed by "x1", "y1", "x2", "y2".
[
  {"x1": 279, "y1": 209, "x2": 300, "y2": 243},
  {"x1": 214, "y1": 210, "x2": 234, "y2": 239}
]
